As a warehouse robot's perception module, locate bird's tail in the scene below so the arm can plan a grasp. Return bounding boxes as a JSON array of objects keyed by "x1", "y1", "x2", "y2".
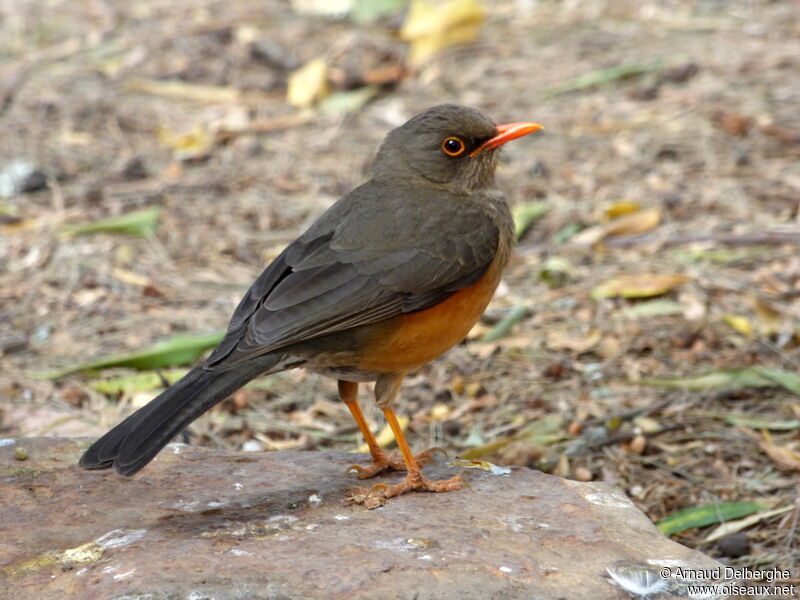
[{"x1": 79, "y1": 353, "x2": 283, "y2": 476}]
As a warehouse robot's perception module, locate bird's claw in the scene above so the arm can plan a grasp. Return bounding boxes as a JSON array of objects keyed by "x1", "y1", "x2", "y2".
[
  {"x1": 347, "y1": 473, "x2": 463, "y2": 509},
  {"x1": 415, "y1": 446, "x2": 448, "y2": 465},
  {"x1": 346, "y1": 463, "x2": 368, "y2": 476},
  {"x1": 346, "y1": 447, "x2": 448, "y2": 480},
  {"x1": 346, "y1": 485, "x2": 389, "y2": 509}
]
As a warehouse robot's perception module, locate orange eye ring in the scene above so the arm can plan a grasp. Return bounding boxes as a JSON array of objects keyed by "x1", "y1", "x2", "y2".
[{"x1": 441, "y1": 136, "x2": 466, "y2": 157}]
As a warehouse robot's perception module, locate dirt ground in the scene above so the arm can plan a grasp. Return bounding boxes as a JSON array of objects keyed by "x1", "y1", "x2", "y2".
[{"x1": 1, "y1": 0, "x2": 798, "y2": 583}]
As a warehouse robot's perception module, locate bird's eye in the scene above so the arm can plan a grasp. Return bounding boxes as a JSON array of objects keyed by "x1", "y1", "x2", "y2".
[{"x1": 441, "y1": 136, "x2": 466, "y2": 157}]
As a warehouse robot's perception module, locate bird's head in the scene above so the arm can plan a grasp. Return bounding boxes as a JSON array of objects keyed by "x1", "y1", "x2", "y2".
[{"x1": 373, "y1": 104, "x2": 542, "y2": 192}]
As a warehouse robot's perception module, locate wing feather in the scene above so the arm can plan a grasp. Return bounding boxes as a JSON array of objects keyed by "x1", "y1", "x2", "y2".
[{"x1": 204, "y1": 181, "x2": 504, "y2": 370}]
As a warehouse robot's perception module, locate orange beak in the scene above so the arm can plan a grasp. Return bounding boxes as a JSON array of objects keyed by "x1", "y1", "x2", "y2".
[{"x1": 470, "y1": 121, "x2": 543, "y2": 157}]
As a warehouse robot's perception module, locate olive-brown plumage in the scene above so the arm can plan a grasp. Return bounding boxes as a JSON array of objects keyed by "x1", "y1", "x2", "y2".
[{"x1": 80, "y1": 104, "x2": 541, "y2": 503}]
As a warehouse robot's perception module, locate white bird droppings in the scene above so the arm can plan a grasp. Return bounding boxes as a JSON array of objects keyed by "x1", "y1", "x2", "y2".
[
  {"x1": 113, "y1": 569, "x2": 136, "y2": 580},
  {"x1": 96, "y1": 529, "x2": 147, "y2": 549}
]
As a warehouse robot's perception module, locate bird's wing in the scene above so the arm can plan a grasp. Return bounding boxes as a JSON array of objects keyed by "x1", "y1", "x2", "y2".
[{"x1": 204, "y1": 182, "x2": 501, "y2": 369}]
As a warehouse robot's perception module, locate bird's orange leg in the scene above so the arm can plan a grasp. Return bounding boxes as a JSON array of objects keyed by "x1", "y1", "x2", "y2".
[
  {"x1": 372, "y1": 406, "x2": 462, "y2": 498},
  {"x1": 347, "y1": 373, "x2": 461, "y2": 507},
  {"x1": 339, "y1": 380, "x2": 443, "y2": 480}
]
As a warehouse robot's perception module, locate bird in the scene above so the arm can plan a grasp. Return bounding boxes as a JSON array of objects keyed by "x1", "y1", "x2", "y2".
[{"x1": 79, "y1": 104, "x2": 542, "y2": 505}]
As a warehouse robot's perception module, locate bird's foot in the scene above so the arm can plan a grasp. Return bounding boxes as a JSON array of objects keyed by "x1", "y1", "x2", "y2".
[
  {"x1": 346, "y1": 447, "x2": 446, "y2": 480},
  {"x1": 347, "y1": 470, "x2": 463, "y2": 509}
]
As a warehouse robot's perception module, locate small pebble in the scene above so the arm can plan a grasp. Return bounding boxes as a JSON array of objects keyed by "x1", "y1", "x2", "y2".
[
  {"x1": 0, "y1": 160, "x2": 47, "y2": 198},
  {"x1": 14, "y1": 447, "x2": 28, "y2": 461},
  {"x1": 716, "y1": 532, "x2": 750, "y2": 558},
  {"x1": 241, "y1": 439, "x2": 263, "y2": 453},
  {"x1": 573, "y1": 466, "x2": 593, "y2": 482},
  {"x1": 567, "y1": 421, "x2": 582, "y2": 436},
  {"x1": 628, "y1": 434, "x2": 646, "y2": 455}
]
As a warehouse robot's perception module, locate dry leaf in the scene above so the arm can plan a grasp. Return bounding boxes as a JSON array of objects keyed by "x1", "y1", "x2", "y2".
[
  {"x1": 545, "y1": 328, "x2": 602, "y2": 354},
  {"x1": 448, "y1": 459, "x2": 511, "y2": 475},
  {"x1": 553, "y1": 454, "x2": 570, "y2": 478},
  {"x1": 570, "y1": 225, "x2": 607, "y2": 246},
  {"x1": 400, "y1": 0, "x2": 484, "y2": 67},
  {"x1": 592, "y1": 274, "x2": 688, "y2": 300},
  {"x1": 127, "y1": 78, "x2": 243, "y2": 103},
  {"x1": 60, "y1": 128, "x2": 94, "y2": 146},
  {"x1": 621, "y1": 299, "x2": 685, "y2": 318},
  {"x1": 111, "y1": 267, "x2": 151, "y2": 287},
  {"x1": 291, "y1": 0, "x2": 353, "y2": 16},
  {"x1": 601, "y1": 207, "x2": 661, "y2": 237},
  {"x1": 703, "y1": 505, "x2": 795, "y2": 543},
  {"x1": 760, "y1": 441, "x2": 800, "y2": 471},
  {"x1": 287, "y1": 58, "x2": 330, "y2": 107},
  {"x1": 751, "y1": 297, "x2": 782, "y2": 335},
  {"x1": 596, "y1": 335, "x2": 621, "y2": 358},
  {"x1": 572, "y1": 207, "x2": 660, "y2": 245},
  {"x1": 713, "y1": 110, "x2": 753, "y2": 137}
]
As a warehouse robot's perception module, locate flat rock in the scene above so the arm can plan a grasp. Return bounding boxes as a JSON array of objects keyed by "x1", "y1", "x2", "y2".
[{"x1": 0, "y1": 437, "x2": 721, "y2": 600}]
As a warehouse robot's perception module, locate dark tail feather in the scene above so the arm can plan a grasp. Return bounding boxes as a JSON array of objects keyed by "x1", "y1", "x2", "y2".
[{"x1": 79, "y1": 353, "x2": 282, "y2": 476}]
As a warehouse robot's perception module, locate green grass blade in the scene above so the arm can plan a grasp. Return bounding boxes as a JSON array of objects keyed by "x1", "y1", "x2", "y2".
[
  {"x1": 481, "y1": 305, "x2": 531, "y2": 342},
  {"x1": 753, "y1": 367, "x2": 800, "y2": 395},
  {"x1": 512, "y1": 201, "x2": 549, "y2": 240},
  {"x1": 61, "y1": 207, "x2": 160, "y2": 237},
  {"x1": 657, "y1": 501, "x2": 764, "y2": 535},
  {"x1": 641, "y1": 367, "x2": 800, "y2": 396},
  {"x1": 543, "y1": 61, "x2": 662, "y2": 97},
  {"x1": 35, "y1": 331, "x2": 225, "y2": 379},
  {"x1": 88, "y1": 368, "x2": 189, "y2": 395},
  {"x1": 724, "y1": 414, "x2": 800, "y2": 431}
]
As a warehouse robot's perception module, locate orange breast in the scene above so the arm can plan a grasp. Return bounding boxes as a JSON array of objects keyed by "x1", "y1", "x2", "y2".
[{"x1": 354, "y1": 257, "x2": 504, "y2": 373}]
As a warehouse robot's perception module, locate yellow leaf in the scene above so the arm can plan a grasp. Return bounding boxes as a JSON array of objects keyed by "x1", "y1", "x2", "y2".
[
  {"x1": 400, "y1": 0, "x2": 484, "y2": 66},
  {"x1": 287, "y1": 58, "x2": 329, "y2": 107},
  {"x1": 603, "y1": 200, "x2": 641, "y2": 220},
  {"x1": 157, "y1": 125, "x2": 213, "y2": 161},
  {"x1": 724, "y1": 315, "x2": 753, "y2": 337},
  {"x1": 355, "y1": 415, "x2": 408, "y2": 453},
  {"x1": 591, "y1": 274, "x2": 688, "y2": 300},
  {"x1": 602, "y1": 207, "x2": 661, "y2": 237}
]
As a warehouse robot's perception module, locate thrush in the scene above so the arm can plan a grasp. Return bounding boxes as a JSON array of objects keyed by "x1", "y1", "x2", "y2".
[{"x1": 80, "y1": 104, "x2": 542, "y2": 504}]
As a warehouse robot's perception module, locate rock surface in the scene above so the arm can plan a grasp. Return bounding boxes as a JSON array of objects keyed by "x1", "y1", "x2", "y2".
[{"x1": 0, "y1": 437, "x2": 721, "y2": 600}]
